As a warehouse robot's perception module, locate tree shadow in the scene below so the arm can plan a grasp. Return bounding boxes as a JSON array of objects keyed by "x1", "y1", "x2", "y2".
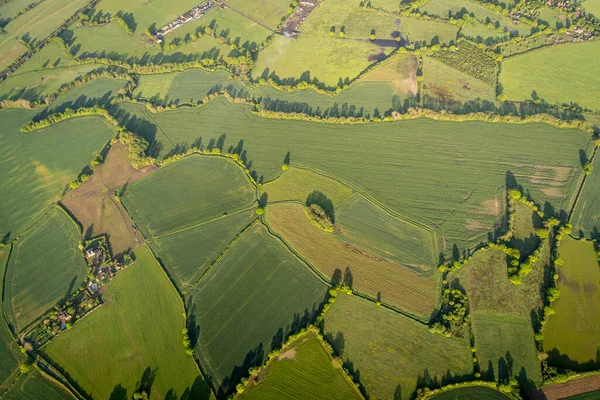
[
  {"x1": 331, "y1": 268, "x2": 342, "y2": 285},
  {"x1": 579, "y1": 149, "x2": 588, "y2": 168},
  {"x1": 343, "y1": 267, "x2": 353, "y2": 288},
  {"x1": 547, "y1": 347, "x2": 600, "y2": 372},
  {"x1": 109, "y1": 384, "x2": 127, "y2": 400}
]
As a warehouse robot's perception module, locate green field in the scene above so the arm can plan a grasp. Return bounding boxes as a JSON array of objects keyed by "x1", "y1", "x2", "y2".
[
  {"x1": 225, "y1": 0, "x2": 289, "y2": 30},
  {"x1": 508, "y1": 199, "x2": 541, "y2": 256},
  {"x1": 122, "y1": 155, "x2": 256, "y2": 238},
  {"x1": 570, "y1": 153, "x2": 600, "y2": 238},
  {"x1": 4, "y1": 207, "x2": 87, "y2": 333},
  {"x1": 323, "y1": 293, "x2": 473, "y2": 399},
  {"x1": 238, "y1": 331, "x2": 361, "y2": 400},
  {"x1": 2, "y1": 370, "x2": 74, "y2": 400},
  {"x1": 567, "y1": 390, "x2": 600, "y2": 400},
  {"x1": 12, "y1": 41, "x2": 73, "y2": 74},
  {"x1": 583, "y1": 0, "x2": 600, "y2": 16},
  {"x1": 543, "y1": 236, "x2": 600, "y2": 370},
  {"x1": 43, "y1": 245, "x2": 213, "y2": 399},
  {"x1": 0, "y1": 109, "x2": 115, "y2": 242},
  {"x1": 430, "y1": 385, "x2": 512, "y2": 399},
  {"x1": 461, "y1": 21, "x2": 509, "y2": 42},
  {"x1": 500, "y1": 41, "x2": 600, "y2": 110},
  {"x1": 0, "y1": 0, "x2": 39, "y2": 18},
  {"x1": 187, "y1": 224, "x2": 327, "y2": 395}
]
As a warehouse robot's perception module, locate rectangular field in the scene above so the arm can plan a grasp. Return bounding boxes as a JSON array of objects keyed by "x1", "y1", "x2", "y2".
[
  {"x1": 570, "y1": 152, "x2": 600, "y2": 238},
  {"x1": 226, "y1": 0, "x2": 289, "y2": 30}
]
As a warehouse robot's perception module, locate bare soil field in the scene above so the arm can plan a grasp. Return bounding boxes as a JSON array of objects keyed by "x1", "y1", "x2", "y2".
[{"x1": 532, "y1": 375, "x2": 600, "y2": 400}]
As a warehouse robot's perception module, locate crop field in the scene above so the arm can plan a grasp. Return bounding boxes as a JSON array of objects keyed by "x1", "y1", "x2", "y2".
[
  {"x1": 4, "y1": 207, "x2": 88, "y2": 333},
  {"x1": 0, "y1": 0, "x2": 38, "y2": 18},
  {"x1": 2, "y1": 370, "x2": 74, "y2": 400},
  {"x1": 584, "y1": 0, "x2": 600, "y2": 16},
  {"x1": 122, "y1": 155, "x2": 256, "y2": 238},
  {"x1": 187, "y1": 224, "x2": 327, "y2": 394},
  {"x1": 323, "y1": 293, "x2": 473, "y2": 399},
  {"x1": 226, "y1": 0, "x2": 289, "y2": 30},
  {"x1": 570, "y1": 153, "x2": 600, "y2": 238},
  {"x1": 41, "y1": 77, "x2": 128, "y2": 115},
  {"x1": 429, "y1": 41, "x2": 498, "y2": 86},
  {"x1": 0, "y1": 109, "x2": 115, "y2": 243},
  {"x1": 61, "y1": 142, "x2": 155, "y2": 257},
  {"x1": 361, "y1": 53, "x2": 418, "y2": 94},
  {"x1": 500, "y1": 40, "x2": 600, "y2": 110},
  {"x1": 461, "y1": 21, "x2": 509, "y2": 42},
  {"x1": 43, "y1": 245, "x2": 212, "y2": 399},
  {"x1": 150, "y1": 208, "x2": 257, "y2": 292},
  {"x1": 422, "y1": 56, "x2": 497, "y2": 102},
  {"x1": 238, "y1": 331, "x2": 361, "y2": 400},
  {"x1": 537, "y1": 375, "x2": 600, "y2": 400},
  {"x1": 14, "y1": 41, "x2": 73, "y2": 74},
  {"x1": 116, "y1": 98, "x2": 590, "y2": 253},
  {"x1": 431, "y1": 385, "x2": 512, "y2": 399},
  {"x1": 265, "y1": 202, "x2": 440, "y2": 318},
  {"x1": 543, "y1": 237, "x2": 600, "y2": 370}
]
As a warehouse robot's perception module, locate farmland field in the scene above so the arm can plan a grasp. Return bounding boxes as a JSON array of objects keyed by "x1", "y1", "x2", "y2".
[
  {"x1": 570, "y1": 153, "x2": 600, "y2": 238},
  {"x1": 323, "y1": 293, "x2": 473, "y2": 399},
  {"x1": 4, "y1": 207, "x2": 88, "y2": 333},
  {"x1": 121, "y1": 155, "x2": 256, "y2": 238},
  {"x1": 12, "y1": 41, "x2": 73, "y2": 74},
  {"x1": 187, "y1": 224, "x2": 327, "y2": 395},
  {"x1": 583, "y1": 0, "x2": 600, "y2": 16},
  {"x1": 43, "y1": 245, "x2": 212, "y2": 399},
  {"x1": 543, "y1": 236, "x2": 600, "y2": 370},
  {"x1": 238, "y1": 331, "x2": 361, "y2": 400},
  {"x1": 1, "y1": 370, "x2": 74, "y2": 400},
  {"x1": 500, "y1": 41, "x2": 600, "y2": 110},
  {"x1": 225, "y1": 0, "x2": 289, "y2": 30},
  {"x1": 430, "y1": 385, "x2": 512, "y2": 399}
]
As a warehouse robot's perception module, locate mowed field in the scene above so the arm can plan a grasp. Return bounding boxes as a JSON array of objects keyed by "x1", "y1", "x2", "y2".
[
  {"x1": 323, "y1": 293, "x2": 473, "y2": 399},
  {"x1": 570, "y1": 153, "x2": 600, "y2": 238},
  {"x1": 238, "y1": 331, "x2": 361, "y2": 400},
  {"x1": 1, "y1": 370, "x2": 74, "y2": 400},
  {"x1": 500, "y1": 41, "x2": 600, "y2": 110},
  {"x1": 543, "y1": 236, "x2": 600, "y2": 370},
  {"x1": 225, "y1": 0, "x2": 289, "y2": 30},
  {"x1": 265, "y1": 202, "x2": 440, "y2": 318},
  {"x1": 115, "y1": 98, "x2": 590, "y2": 254},
  {"x1": 584, "y1": 0, "x2": 600, "y2": 16},
  {"x1": 187, "y1": 224, "x2": 327, "y2": 395},
  {"x1": 4, "y1": 207, "x2": 88, "y2": 333},
  {"x1": 122, "y1": 155, "x2": 256, "y2": 238},
  {"x1": 43, "y1": 245, "x2": 213, "y2": 400},
  {"x1": 0, "y1": 109, "x2": 115, "y2": 243}
]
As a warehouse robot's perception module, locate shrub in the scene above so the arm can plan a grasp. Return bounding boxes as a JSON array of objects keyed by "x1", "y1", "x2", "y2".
[{"x1": 305, "y1": 204, "x2": 334, "y2": 232}]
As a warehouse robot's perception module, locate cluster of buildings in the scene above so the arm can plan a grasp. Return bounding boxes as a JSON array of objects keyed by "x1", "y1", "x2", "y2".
[
  {"x1": 153, "y1": 1, "x2": 217, "y2": 43},
  {"x1": 84, "y1": 241, "x2": 127, "y2": 294}
]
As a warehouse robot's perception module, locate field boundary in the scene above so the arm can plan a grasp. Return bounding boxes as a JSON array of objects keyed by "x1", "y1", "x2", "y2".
[{"x1": 567, "y1": 142, "x2": 599, "y2": 225}]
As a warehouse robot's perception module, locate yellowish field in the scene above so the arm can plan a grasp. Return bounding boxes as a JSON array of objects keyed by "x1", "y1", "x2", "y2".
[{"x1": 361, "y1": 53, "x2": 418, "y2": 95}]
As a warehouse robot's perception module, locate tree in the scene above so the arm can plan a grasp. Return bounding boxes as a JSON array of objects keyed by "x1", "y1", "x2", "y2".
[{"x1": 584, "y1": 161, "x2": 593, "y2": 175}]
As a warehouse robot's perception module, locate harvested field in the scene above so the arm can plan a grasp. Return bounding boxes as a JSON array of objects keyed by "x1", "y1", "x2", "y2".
[
  {"x1": 361, "y1": 53, "x2": 418, "y2": 95},
  {"x1": 533, "y1": 374, "x2": 600, "y2": 400},
  {"x1": 570, "y1": 153, "x2": 600, "y2": 238},
  {"x1": 43, "y1": 245, "x2": 212, "y2": 399},
  {"x1": 1, "y1": 370, "x2": 74, "y2": 400},
  {"x1": 265, "y1": 202, "x2": 440, "y2": 319},
  {"x1": 187, "y1": 224, "x2": 327, "y2": 395},
  {"x1": 61, "y1": 142, "x2": 155, "y2": 257}
]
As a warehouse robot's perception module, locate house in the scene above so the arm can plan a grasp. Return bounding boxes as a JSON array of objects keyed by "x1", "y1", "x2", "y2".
[{"x1": 85, "y1": 248, "x2": 98, "y2": 258}]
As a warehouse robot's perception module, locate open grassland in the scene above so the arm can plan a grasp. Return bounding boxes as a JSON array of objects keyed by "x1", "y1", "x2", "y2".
[
  {"x1": 265, "y1": 202, "x2": 439, "y2": 319},
  {"x1": 261, "y1": 167, "x2": 354, "y2": 206},
  {"x1": 431, "y1": 385, "x2": 512, "y2": 399},
  {"x1": 150, "y1": 209, "x2": 257, "y2": 292},
  {"x1": 570, "y1": 154, "x2": 600, "y2": 238},
  {"x1": 584, "y1": 0, "x2": 600, "y2": 16},
  {"x1": 4, "y1": 208, "x2": 87, "y2": 333},
  {"x1": 0, "y1": 109, "x2": 115, "y2": 242},
  {"x1": 238, "y1": 331, "x2": 361, "y2": 400},
  {"x1": 536, "y1": 375, "x2": 600, "y2": 400},
  {"x1": 423, "y1": 56, "x2": 497, "y2": 102},
  {"x1": 116, "y1": 98, "x2": 590, "y2": 254},
  {"x1": 188, "y1": 224, "x2": 327, "y2": 395},
  {"x1": 323, "y1": 293, "x2": 472, "y2": 399},
  {"x1": 2, "y1": 370, "x2": 74, "y2": 400},
  {"x1": 61, "y1": 142, "x2": 155, "y2": 257},
  {"x1": 13, "y1": 41, "x2": 73, "y2": 74},
  {"x1": 226, "y1": 0, "x2": 289, "y2": 30},
  {"x1": 361, "y1": 53, "x2": 418, "y2": 94},
  {"x1": 122, "y1": 155, "x2": 256, "y2": 238},
  {"x1": 43, "y1": 245, "x2": 212, "y2": 400},
  {"x1": 500, "y1": 41, "x2": 600, "y2": 110},
  {"x1": 543, "y1": 237, "x2": 600, "y2": 370},
  {"x1": 335, "y1": 194, "x2": 437, "y2": 268}
]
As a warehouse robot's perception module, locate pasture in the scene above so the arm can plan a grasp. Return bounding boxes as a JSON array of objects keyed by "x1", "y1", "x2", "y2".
[
  {"x1": 570, "y1": 153, "x2": 600, "y2": 238},
  {"x1": 115, "y1": 98, "x2": 590, "y2": 254},
  {"x1": 265, "y1": 202, "x2": 440, "y2": 318},
  {"x1": 583, "y1": 0, "x2": 600, "y2": 16},
  {"x1": 430, "y1": 385, "x2": 512, "y2": 399},
  {"x1": 187, "y1": 224, "x2": 327, "y2": 395},
  {"x1": 1, "y1": 370, "x2": 74, "y2": 400},
  {"x1": 43, "y1": 245, "x2": 212, "y2": 400},
  {"x1": 461, "y1": 21, "x2": 509, "y2": 42},
  {"x1": 543, "y1": 237, "x2": 600, "y2": 370},
  {"x1": 225, "y1": 0, "x2": 289, "y2": 30},
  {"x1": 121, "y1": 155, "x2": 256, "y2": 238},
  {"x1": 500, "y1": 40, "x2": 600, "y2": 110},
  {"x1": 0, "y1": 109, "x2": 115, "y2": 242},
  {"x1": 4, "y1": 207, "x2": 88, "y2": 333},
  {"x1": 238, "y1": 331, "x2": 361, "y2": 400},
  {"x1": 13, "y1": 41, "x2": 72, "y2": 74},
  {"x1": 323, "y1": 293, "x2": 473, "y2": 400}
]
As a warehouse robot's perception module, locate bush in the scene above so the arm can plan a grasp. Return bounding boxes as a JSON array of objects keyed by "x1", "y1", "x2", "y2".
[{"x1": 305, "y1": 204, "x2": 334, "y2": 232}]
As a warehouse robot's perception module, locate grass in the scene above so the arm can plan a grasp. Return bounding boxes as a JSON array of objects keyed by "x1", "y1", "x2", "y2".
[
  {"x1": 461, "y1": 21, "x2": 509, "y2": 42},
  {"x1": 543, "y1": 236, "x2": 600, "y2": 370},
  {"x1": 121, "y1": 155, "x2": 256, "y2": 238},
  {"x1": 0, "y1": 109, "x2": 115, "y2": 242},
  {"x1": 187, "y1": 224, "x2": 327, "y2": 395},
  {"x1": 431, "y1": 385, "x2": 512, "y2": 399},
  {"x1": 508, "y1": 199, "x2": 541, "y2": 257},
  {"x1": 15, "y1": 42, "x2": 73, "y2": 74},
  {"x1": 4, "y1": 207, "x2": 88, "y2": 333},
  {"x1": 2, "y1": 370, "x2": 75, "y2": 400},
  {"x1": 225, "y1": 0, "x2": 289, "y2": 30},
  {"x1": 43, "y1": 245, "x2": 213, "y2": 399},
  {"x1": 570, "y1": 153, "x2": 600, "y2": 238},
  {"x1": 150, "y1": 209, "x2": 257, "y2": 292},
  {"x1": 265, "y1": 202, "x2": 440, "y2": 319},
  {"x1": 238, "y1": 331, "x2": 361, "y2": 400},
  {"x1": 500, "y1": 40, "x2": 600, "y2": 110},
  {"x1": 0, "y1": 0, "x2": 39, "y2": 18},
  {"x1": 323, "y1": 293, "x2": 473, "y2": 399},
  {"x1": 335, "y1": 194, "x2": 438, "y2": 268},
  {"x1": 584, "y1": 0, "x2": 600, "y2": 17}
]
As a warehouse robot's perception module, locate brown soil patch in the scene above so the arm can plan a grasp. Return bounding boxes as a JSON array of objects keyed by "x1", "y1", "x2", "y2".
[
  {"x1": 532, "y1": 375, "x2": 600, "y2": 400},
  {"x1": 530, "y1": 166, "x2": 572, "y2": 187},
  {"x1": 541, "y1": 187, "x2": 564, "y2": 199},
  {"x1": 61, "y1": 142, "x2": 157, "y2": 256},
  {"x1": 465, "y1": 219, "x2": 489, "y2": 232},
  {"x1": 278, "y1": 349, "x2": 297, "y2": 360}
]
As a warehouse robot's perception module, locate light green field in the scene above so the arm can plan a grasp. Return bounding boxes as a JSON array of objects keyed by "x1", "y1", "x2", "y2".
[
  {"x1": 584, "y1": 0, "x2": 600, "y2": 16},
  {"x1": 150, "y1": 209, "x2": 257, "y2": 292},
  {"x1": 1, "y1": 370, "x2": 74, "y2": 400},
  {"x1": 238, "y1": 331, "x2": 361, "y2": 400},
  {"x1": 13, "y1": 41, "x2": 74, "y2": 74},
  {"x1": 537, "y1": 7, "x2": 564, "y2": 30},
  {"x1": 335, "y1": 194, "x2": 438, "y2": 268},
  {"x1": 570, "y1": 153, "x2": 600, "y2": 238},
  {"x1": 0, "y1": 0, "x2": 39, "y2": 18},
  {"x1": 122, "y1": 155, "x2": 256, "y2": 238},
  {"x1": 500, "y1": 41, "x2": 600, "y2": 110},
  {"x1": 0, "y1": 109, "x2": 115, "y2": 242},
  {"x1": 543, "y1": 236, "x2": 600, "y2": 370},
  {"x1": 116, "y1": 98, "x2": 590, "y2": 253},
  {"x1": 188, "y1": 224, "x2": 327, "y2": 395},
  {"x1": 499, "y1": 34, "x2": 553, "y2": 58},
  {"x1": 323, "y1": 293, "x2": 473, "y2": 399},
  {"x1": 431, "y1": 385, "x2": 512, "y2": 399},
  {"x1": 42, "y1": 77, "x2": 128, "y2": 113},
  {"x1": 4, "y1": 207, "x2": 88, "y2": 333},
  {"x1": 226, "y1": 0, "x2": 289, "y2": 29},
  {"x1": 261, "y1": 167, "x2": 354, "y2": 206},
  {"x1": 461, "y1": 21, "x2": 509, "y2": 42},
  {"x1": 43, "y1": 245, "x2": 213, "y2": 400}
]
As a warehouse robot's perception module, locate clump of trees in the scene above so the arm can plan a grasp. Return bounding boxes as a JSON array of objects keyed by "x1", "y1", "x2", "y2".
[
  {"x1": 429, "y1": 288, "x2": 470, "y2": 337},
  {"x1": 305, "y1": 204, "x2": 333, "y2": 232}
]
